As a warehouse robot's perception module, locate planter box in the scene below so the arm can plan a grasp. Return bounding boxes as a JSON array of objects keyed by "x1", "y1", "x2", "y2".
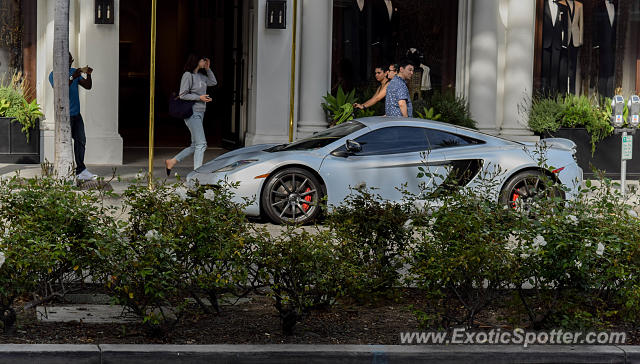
[
  {"x1": 0, "y1": 117, "x2": 40, "y2": 164},
  {"x1": 541, "y1": 128, "x2": 640, "y2": 179}
]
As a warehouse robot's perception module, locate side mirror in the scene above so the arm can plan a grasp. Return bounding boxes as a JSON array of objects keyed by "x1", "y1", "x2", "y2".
[{"x1": 345, "y1": 139, "x2": 362, "y2": 153}]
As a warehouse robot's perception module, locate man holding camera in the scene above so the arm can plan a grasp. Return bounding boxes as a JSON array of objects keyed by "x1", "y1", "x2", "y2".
[{"x1": 48, "y1": 53, "x2": 97, "y2": 181}]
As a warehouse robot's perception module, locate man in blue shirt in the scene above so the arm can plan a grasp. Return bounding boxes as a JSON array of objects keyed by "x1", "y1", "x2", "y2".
[
  {"x1": 385, "y1": 59, "x2": 414, "y2": 117},
  {"x1": 49, "y1": 53, "x2": 96, "y2": 180}
]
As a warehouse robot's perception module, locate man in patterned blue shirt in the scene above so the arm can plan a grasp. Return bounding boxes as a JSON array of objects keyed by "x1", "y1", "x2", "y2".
[{"x1": 385, "y1": 59, "x2": 414, "y2": 117}]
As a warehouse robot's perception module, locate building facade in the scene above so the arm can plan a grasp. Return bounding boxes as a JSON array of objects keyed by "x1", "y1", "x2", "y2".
[{"x1": 13, "y1": 0, "x2": 639, "y2": 165}]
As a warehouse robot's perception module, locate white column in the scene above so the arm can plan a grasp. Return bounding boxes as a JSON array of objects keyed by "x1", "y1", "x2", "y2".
[
  {"x1": 36, "y1": 0, "x2": 55, "y2": 163},
  {"x1": 76, "y1": 0, "x2": 123, "y2": 164},
  {"x1": 296, "y1": 0, "x2": 332, "y2": 139},
  {"x1": 246, "y1": 0, "x2": 301, "y2": 146},
  {"x1": 455, "y1": 0, "x2": 472, "y2": 99},
  {"x1": 500, "y1": 0, "x2": 538, "y2": 141},
  {"x1": 468, "y1": 0, "x2": 499, "y2": 135}
]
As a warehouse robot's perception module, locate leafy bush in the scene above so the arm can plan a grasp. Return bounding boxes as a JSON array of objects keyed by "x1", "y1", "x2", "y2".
[
  {"x1": 526, "y1": 94, "x2": 613, "y2": 154},
  {"x1": 322, "y1": 85, "x2": 377, "y2": 126},
  {"x1": 428, "y1": 91, "x2": 476, "y2": 129},
  {"x1": 327, "y1": 188, "x2": 412, "y2": 302},
  {"x1": 322, "y1": 86, "x2": 357, "y2": 126},
  {"x1": 0, "y1": 176, "x2": 116, "y2": 334},
  {"x1": 99, "y1": 180, "x2": 258, "y2": 332},
  {"x1": 511, "y1": 178, "x2": 640, "y2": 329},
  {"x1": 415, "y1": 106, "x2": 441, "y2": 121},
  {"x1": 173, "y1": 184, "x2": 260, "y2": 314},
  {"x1": 0, "y1": 72, "x2": 43, "y2": 137},
  {"x1": 527, "y1": 94, "x2": 565, "y2": 134},
  {"x1": 255, "y1": 227, "x2": 345, "y2": 335},
  {"x1": 409, "y1": 189, "x2": 521, "y2": 328}
]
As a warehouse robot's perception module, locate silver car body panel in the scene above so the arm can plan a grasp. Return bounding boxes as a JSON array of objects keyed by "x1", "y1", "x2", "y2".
[{"x1": 187, "y1": 117, "x2": 583, "y2": 217}]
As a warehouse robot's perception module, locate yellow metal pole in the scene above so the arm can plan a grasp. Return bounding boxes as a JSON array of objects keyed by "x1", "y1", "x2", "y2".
[
  {"x1": 148, "y1": 0, "x2": 157, "y2": 188},
  {"x1": 288, "y1": 0, "x2": 298, "y2": 142}
]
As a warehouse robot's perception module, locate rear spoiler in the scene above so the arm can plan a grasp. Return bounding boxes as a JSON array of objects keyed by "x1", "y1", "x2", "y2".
[{"x1": 522, "y1": 138, "x2": 576, "y2": 152}]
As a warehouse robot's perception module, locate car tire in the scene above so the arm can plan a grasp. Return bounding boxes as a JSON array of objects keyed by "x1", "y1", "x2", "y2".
[
  {"x1": 499, "y1": 170, "x2": 564, "y2": 210},
  {"x1": 261, "y1": 167, "x2": 324, "y2": 225}
]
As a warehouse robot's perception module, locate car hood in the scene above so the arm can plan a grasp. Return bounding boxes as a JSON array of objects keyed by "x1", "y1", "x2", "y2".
[
  {"x1": 194, "y1": 143, "x2": 324, "y2": 174},
  {"x1": 193, "y1": 144, "x2": 277, "y2": 173}
]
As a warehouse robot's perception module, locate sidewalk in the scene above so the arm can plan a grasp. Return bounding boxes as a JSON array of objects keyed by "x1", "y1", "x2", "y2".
[{"x1": 0, "y1": 146, "x2": 228, "y2": 194}]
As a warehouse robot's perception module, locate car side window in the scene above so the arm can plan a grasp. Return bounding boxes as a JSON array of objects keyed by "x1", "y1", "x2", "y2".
[
  {"x1": 425, "y1": 129, "x2": 471, "y2": 149},
  {"x1": 352, "y1": 126, "x2": 430, "y2": 156}
]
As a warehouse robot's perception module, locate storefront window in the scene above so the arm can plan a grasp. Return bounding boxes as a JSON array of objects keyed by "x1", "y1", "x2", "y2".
[
  {"x1": 331, "y1": 0, "x2": 458, "y2": 101},
  {"x1": 0, "y1": 0, "x2": 23, "y2": 78},
  {"x1": 534, "y1": 0, "x2": 640, "y2": 99}
]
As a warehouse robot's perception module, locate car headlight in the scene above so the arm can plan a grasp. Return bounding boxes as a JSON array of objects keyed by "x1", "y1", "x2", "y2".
[{"x1": 212, "y1": 159, "x2": 258, "y2": 173}]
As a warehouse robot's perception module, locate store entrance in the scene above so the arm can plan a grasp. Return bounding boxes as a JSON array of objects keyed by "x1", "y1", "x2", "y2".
[{"x1": 118, "y1": 0, "x2": 246, "y2": 150}]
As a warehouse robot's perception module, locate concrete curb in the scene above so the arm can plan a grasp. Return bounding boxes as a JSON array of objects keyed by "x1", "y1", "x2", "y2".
[
  {"x1": 0, "y1": 344, "x2": 635, "y2": 363},
  {"x1": 0, "y1": 344, "x2": 100, "y2": 364}
]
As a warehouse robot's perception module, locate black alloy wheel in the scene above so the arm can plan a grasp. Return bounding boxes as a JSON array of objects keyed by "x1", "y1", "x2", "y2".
[
  {"x1": 499, "y1": 170, "x2": 563, "y2": 211},
  {"x1": 261, "y1": 168, "x2": 323, "y2": 224}
]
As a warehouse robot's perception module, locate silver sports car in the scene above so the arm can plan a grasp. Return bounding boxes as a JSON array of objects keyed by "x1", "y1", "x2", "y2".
[{"x1": 187, "y1": 117, "x2": 582, "y2": 224}]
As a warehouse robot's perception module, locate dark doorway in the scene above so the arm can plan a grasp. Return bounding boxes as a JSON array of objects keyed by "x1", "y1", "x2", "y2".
[{"x1": 119, "y1": 0, "x2": 244, "y2": 149}]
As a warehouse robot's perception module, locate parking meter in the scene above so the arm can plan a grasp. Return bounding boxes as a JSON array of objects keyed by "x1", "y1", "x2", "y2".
[
  {"x1": 612, "y1": 95, "x2": 625, "y2": 127},
  {"x1": 628, "y1": 95, "x2": 640, "y2": 128}
]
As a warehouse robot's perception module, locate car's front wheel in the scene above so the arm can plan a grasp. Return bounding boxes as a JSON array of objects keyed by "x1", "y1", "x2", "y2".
[{"x1": 261, "y1": 167, "x2": 324, "y2": 224}]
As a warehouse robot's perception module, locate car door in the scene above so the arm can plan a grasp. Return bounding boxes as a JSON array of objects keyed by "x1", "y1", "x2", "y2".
[
  {"x1": 423, "y1": 128, "x2": 485, "y2": 196},
  {"x1": 319, "y1": 126, "x2": 449, "y2": 206}
]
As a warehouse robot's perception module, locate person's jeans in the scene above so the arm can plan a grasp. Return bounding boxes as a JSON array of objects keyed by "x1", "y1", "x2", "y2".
[
  {"x1": 174, "y1": 111, "x2": 207, "y2": 170},
  {"x1": 70, "y1": 114, "x2": 87, "y2": 175}
]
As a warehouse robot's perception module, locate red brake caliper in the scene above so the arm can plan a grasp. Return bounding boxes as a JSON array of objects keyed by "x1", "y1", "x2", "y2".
[
  {"x1": 511, "y1": 190, "x2": 519, "y2": 208},
  {"x1": 302, "y1": 187, "x2": 312, "y2": 212}
]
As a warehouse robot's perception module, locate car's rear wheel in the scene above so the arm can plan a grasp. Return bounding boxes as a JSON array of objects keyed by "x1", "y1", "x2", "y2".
[
  {"x1": 261, "y1": 168, "x2": 323, "y2": 225},
  {"x1": 499, "y1": 170, "x2": 564, "y2": 211}
]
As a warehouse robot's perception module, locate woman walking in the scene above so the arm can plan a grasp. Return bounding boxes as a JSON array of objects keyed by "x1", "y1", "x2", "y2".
[
  {"x1": 353, "y1": 63, "x2": 395, "y2": 111},
  {"x1": 165, "y1": 54, "x2": 217, "y2": 175}
]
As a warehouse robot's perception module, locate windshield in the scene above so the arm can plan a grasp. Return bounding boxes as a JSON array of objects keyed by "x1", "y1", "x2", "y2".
[{"x1": 267, "y1": 121, "x2": 366, "y2": 151}]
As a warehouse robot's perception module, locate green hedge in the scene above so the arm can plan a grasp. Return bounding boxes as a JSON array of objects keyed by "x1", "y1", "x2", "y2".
[{"x1": 0, "y1": 172, "x2": 638, "y2": 336}]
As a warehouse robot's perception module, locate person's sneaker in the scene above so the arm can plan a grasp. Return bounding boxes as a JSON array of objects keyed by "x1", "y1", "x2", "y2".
[{"x1": 76, "y1": 169, "x2": 98, "y2": 181}]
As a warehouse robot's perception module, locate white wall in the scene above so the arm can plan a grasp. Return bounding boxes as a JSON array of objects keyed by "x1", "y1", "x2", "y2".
[
  {"x1": 37, "y1": 0, "x2": 122, "y2": 165},
  {"x1": 246, "y1": 0, "x2": 301, "y2": 146},
  {"x1": 77, "y1": 0, "x2": 123, "y2": 164}
]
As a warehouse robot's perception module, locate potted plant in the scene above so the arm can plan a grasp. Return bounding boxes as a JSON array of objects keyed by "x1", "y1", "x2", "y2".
[
  {"x1": 525, "y1": 94, "x2": 634, "y2": 178},
  {"x1": 0, "y1": 73, "x2": 43, "y2": 163}
]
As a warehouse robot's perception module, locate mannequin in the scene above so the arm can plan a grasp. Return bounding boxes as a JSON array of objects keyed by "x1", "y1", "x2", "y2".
[
  {"x1": 562, "y1": 0, "x2": 583, "y2": 94},
  {"x1": 541, "y1": 0, "x2": 569, "y2": 95},
  {"x1": 372, "y1": 0, "x2": 398, "y2": 64},
  {"x1": 594, "y1": 0, "x2": 617, "y2": 98},
  {"x1": 351, "y1": 0, "x2": 371, "y2": 85}
]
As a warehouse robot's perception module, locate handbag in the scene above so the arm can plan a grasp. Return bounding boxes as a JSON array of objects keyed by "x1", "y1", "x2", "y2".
[{"x1": 168, "y1": 74, "x2": 195, "y2": 119}]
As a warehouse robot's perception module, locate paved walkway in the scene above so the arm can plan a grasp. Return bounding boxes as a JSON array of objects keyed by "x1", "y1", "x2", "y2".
[{"x1": 0, "y1": 147, "x2": 227, "y2": 194}]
